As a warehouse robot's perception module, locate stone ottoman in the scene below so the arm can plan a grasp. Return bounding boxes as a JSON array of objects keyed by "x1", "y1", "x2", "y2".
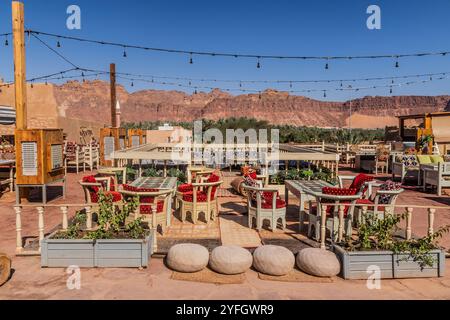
[
  {"x1": 166, "y1": 243, "x2": 209, "y2": 273},
  {"x1": 252, "y1": 245, "x2": 295, "y2": 276},
  {"x1": 296, "y1": 248, "x2": 340, "y2": 277},
  {"x1": 209, "y1": 245, "x2": 253, "y2": 275}
]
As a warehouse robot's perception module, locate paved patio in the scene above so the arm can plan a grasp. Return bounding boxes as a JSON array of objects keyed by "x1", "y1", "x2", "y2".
[{"x1": 0, "y1": 167, "x2": 449, "y2": 299}]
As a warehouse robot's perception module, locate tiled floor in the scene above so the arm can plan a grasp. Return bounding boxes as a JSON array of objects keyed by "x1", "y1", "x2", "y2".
[{"x1": 1, "y1": 168, "x2": 450, "y2": 299}]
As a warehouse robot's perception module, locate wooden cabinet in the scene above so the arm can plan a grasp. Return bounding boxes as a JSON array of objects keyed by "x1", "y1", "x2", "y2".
[
  {"x1": 99, "y1": 127, "x2": 127, "y2": 166},
  {"x1": 15, "y1": 129, "x2": 64, "y2": 185},
  {"x1": 127, "y1": 129, "x2": 146, "y2": 148}
]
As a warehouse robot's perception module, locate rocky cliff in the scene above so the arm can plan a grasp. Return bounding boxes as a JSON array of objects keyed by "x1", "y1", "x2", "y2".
[{"x1": 48, "y1": 80, "x2": 450, "y2": 129}]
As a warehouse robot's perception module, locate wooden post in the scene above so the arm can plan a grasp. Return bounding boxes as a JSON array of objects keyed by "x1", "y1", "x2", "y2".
[
  {"x1": 110, "y1": 63, "x2": 117, "y2": 128},
  {"x1": 12, "y1": 1, "x2": 27, "y2": 130}
]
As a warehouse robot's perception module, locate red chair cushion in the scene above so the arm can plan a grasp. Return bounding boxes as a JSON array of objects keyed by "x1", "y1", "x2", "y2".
[
  {"x1": 90, "y1": 191, "x2": 122, "y2": 203},
  {"x1": 322, "y1": 187, "x2": 357, "y2": 196},
  {"x1": 260, "y1": 198, "x2": 286, "y2": 209},
  {"x1": 140, "y1": 200, "x2": 165, "y2": 214},
  {"x1": 349, "y1": 174, "x2": 374, "y2": 193},
  {"x1": 82, "y1": 175, "x2": 99, "y2": 191},
  {"x1": 178, "y1": 183, "x2": 193, "y2": 193},
  {"x1": 182, "y1": 191, "x2": 208, "y2": 202},
  {"x1": 321, "y1": 187, "x2": 357, "y2": 215},
  {"x1": 207, "y1": 173, "x2": 220, "y2": 199},
  {"x1": 244, "y1": 171, "x2": 257, "y2": 179}
]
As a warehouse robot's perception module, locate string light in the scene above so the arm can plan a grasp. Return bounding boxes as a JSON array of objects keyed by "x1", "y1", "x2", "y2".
[
  {"x1": 123, "y1": 46, "x2": 127, "y2": 58},
  {"x1": 4, "y1": 36, "x2": 8, "y2": 46},
  {"x1": 189, "y1": 53, "x2": 193, "y2": 64},
  {"x1": 26, "y1": 29, "x2": 450, "y2": 68},
  {"x1": 56, "y1": 38, "x2": 61, "y2": 48},
  {"x1": 256, "y1": 57, "x2": 261, "y2": 69}
]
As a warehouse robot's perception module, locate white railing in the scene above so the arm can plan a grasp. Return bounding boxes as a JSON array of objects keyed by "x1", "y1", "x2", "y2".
[
  {"x1": 318, "y1": 204, "x2": 445, "y2": 249},
  {"x1": 14, "y1": 204, "x2": 98, "y2": 256},
  {"x1": 13, "y1": 202, "x2": 449, "y2": 256}
]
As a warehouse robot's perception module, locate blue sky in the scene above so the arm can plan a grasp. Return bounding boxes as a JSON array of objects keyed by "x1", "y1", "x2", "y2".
[{"x1": 0, "y1": 0, "x2": 449, "y2": 101}]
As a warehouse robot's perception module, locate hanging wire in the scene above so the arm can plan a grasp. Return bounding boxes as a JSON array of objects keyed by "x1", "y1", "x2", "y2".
[{"x1": 26, "y1": 29, "x2": 450, "y2": 64}]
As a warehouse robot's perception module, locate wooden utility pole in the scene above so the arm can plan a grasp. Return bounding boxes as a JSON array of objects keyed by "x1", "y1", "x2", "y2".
[
  {"x1": 110, "y1": 63, "x2": 117, "y2": 128},
  {"x1": 12, "y1": 1, "x2": 27, "y2": 129}
]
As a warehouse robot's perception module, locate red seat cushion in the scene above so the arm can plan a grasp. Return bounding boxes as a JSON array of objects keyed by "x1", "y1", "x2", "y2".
[
  {"x1": 178, "y1": 183, "x2": 193, "y2": 193},
  {"x1": 140, "y1": 200, "x2": 165, "y2": 214},
  {"x1": 321, "y1": 187, "x2": 357, "y2": 215},
  {"x1": 322, "y1": 187, "x2": 357, "y2": 196},
  {"x1": 82, "y1": 175, "x2": 99, "y2": 191},
  {"x1": 182, "y1": 191, "x2": 208, "y2": 202},
  {"x1": 260, "y1": 198, "x2": 286, "y2": 209},
  {"x1": 90, "y1": 191, "x2": 122, "y2": 203},
  {"x1": 349, "y1": 174, "x2": 374, "y2": 194},
  {"x1": 244, "y1": 171, "x2": 257, "y2": 179}
]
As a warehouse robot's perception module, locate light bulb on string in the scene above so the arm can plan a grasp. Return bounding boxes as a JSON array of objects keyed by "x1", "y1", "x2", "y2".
[
  {"x1": 395, "y1": 57, "x2": 399, "y2": 68},
  {"x1": 289, "y1": 82, "x2": 292, "y2": 88},
  {"x1": 256, "y1": 57, "x2": 261, "y2": 69},
  {"x1": 123, "y1": 47, "x2": 127, "y2": 58},
  {"x1": 390, "y1": 87, "x2": 393, "y2": 94},
  {"x1": 189, "y1": 53, "x2": 193, "y2": 64},
  {"x1": 325, "y1": 58, "x2": 329, "y2": 70},
  {"x1": 323, "y1": 91, "x2": 327, "y2": 98},
  {"x1": 4, "y1": 36, "x2": 8, "y2": 46},
  {"x1": 131, "y1": 81, "x2": 134, "y2": 87},
  {"x1": 56, "y1": 39, "x2": 61, "y2": 48}
]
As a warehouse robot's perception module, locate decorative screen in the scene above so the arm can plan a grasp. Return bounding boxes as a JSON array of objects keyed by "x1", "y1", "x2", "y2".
[
  {"x1": 21, "y1": 142, "x2": 37, "y2": 176},
  {"x1": 104, "y1": 137, "x2": 115, "y2": 160},
  {"x1": 51, "y1": 144, "x2": 63, "y2": 170},
  {"x1": 131, "y1": 135, "x2": 140, "y2": 147}
]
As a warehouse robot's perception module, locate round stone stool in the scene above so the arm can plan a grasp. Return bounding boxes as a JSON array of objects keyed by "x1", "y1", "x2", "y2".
[
  {"x1": 296, "y1": 248, "x2": 340, "y2": 277},
  {"x1": 252, "y1": 245, "x2": 295, "y2": 276},
  {"x1": 209, "y1": 245, "x2": 253, "y2": 275},
  {"x1": 166, "y1": 243, "x2": 209, "y2": 273}
]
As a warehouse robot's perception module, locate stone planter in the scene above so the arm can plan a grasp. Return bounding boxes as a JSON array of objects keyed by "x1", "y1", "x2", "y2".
[
  {"x1": 333, "y1": 245, "x2": 445, "y2": 280},
  {"x1": 41, "y1": 232, "x2": 154, "y2": 268}
]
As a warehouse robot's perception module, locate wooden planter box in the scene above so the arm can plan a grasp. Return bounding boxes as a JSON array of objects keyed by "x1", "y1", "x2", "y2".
[
  {"x1": 41, "y1": 232, "x2": 154, "y2": 268},
  {"x1": 333, "y1": 245, "x2": 446, "y2": 280}
]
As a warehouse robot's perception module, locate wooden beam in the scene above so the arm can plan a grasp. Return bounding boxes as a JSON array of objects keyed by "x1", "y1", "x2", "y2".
[
  {"x1": 12, "y1": 1, "x2": 26, "y2": 130},
  {"x1": 110, "y1": 63, "x2": 117, "y2": 128}
]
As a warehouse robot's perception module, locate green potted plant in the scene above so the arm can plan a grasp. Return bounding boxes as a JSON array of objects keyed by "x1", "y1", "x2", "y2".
[
  {"x1": 41, "y1": 192, "x2": 154, "y2": 268},
  {"x1": 334, "y1": 213, "x2": 448, "y2": 279}
]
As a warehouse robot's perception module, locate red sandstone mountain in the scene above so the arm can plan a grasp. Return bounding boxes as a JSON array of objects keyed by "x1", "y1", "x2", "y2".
[{"x1": 53, "y1": 80, "x2": 450, "y2": 129}]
